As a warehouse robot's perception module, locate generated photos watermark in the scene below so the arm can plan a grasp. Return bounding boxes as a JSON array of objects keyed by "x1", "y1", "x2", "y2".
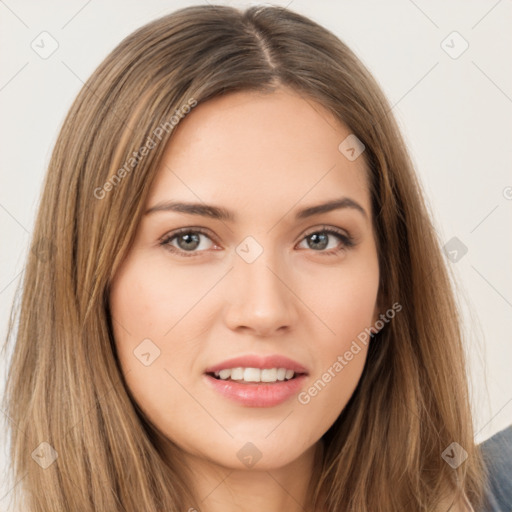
[
  {"x1": 94, "y1": 98, "x2": 198, "y2": 200},
  {"x1": 297, "y1": 301, "x2": 402, "y2": 405}
]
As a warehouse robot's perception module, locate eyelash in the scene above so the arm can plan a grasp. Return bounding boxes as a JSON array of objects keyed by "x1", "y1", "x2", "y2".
[{"x1": 159, "y1": 225, "x2": 355, "y2": 258}]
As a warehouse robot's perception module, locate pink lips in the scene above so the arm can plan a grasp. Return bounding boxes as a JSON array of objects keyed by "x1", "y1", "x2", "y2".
[
  {"x1": 203, "y1": 354, "x2": 308, "y2": 408},
  {"x1": 204, "y1": 354, "x2": 308, "y2": 374},
  {"x1": 204, "y1": 374, "x2": 307, "y2": 407}
]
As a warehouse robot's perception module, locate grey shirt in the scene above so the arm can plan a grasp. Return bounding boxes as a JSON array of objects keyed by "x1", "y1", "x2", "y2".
[{"x1": 480, "y1": 424, "x2": 512, "y2": 511}]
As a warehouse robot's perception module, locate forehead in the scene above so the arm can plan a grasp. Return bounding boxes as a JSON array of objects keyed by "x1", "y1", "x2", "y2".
[{"x1": 146, "y1": 87, "x2": 370, "y2": 219}]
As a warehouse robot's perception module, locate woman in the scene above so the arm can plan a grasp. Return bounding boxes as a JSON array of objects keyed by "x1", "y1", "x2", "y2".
[{"x1": 1, "y1": 4, "x2": 492, "y2": 511}]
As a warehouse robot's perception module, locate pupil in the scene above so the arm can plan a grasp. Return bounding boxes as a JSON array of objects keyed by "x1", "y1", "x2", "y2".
[
  {"x1": 179, "y1": 233, "x2": 200, "y2": 250},
  {"x1": 309, "y1": 233, "x2": 328, "y2": 250}
]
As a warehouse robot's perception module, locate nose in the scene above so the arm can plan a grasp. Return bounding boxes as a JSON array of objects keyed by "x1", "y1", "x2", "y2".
[{"x1": 223, "y1": 248, "x2": 298, "y2": 337}]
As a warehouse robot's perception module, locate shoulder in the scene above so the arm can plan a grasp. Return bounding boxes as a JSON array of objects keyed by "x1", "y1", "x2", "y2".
[{"x1": 479, "y1": 424, "x2": 512, "y2": 511}]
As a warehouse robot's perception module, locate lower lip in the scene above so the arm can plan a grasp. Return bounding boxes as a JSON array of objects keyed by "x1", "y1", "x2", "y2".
[{"x1": 203, "y1": 373, "x2": 308, "y2": 407}]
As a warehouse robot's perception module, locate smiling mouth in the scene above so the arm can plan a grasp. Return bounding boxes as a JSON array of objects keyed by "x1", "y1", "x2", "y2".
[
  {"x1": 206, "y1": 367, "x2": 306, "y2": 383},
  {"x1": 204, "y1": 366, "x2": 308, "y2": 407}
]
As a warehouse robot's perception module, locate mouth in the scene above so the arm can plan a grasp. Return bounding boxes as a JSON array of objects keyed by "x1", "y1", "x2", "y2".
[
  {"x1": 203, "y1": 354, "x2": 309, "y2": 406},
  {"x1": 206, "y1": 367, "x2": 307, "y2": 383},
  {"x1": 203, "y1": 367, "x2": 309, "y2": 407}
]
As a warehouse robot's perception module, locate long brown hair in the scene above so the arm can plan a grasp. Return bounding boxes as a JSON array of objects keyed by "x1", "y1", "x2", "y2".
[{"x1": 2, "y1": 4, "x2": 488, "y2": 511}]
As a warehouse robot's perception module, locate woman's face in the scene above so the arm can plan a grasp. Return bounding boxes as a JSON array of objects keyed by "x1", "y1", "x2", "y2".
[{"x1": 109, "y1": 86, "x2": 380, "y2": 471}]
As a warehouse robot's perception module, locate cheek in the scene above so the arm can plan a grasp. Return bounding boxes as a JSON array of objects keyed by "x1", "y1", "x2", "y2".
[
  {"x1": 108, "y1": 257, "x2": 213, "y2": 420},
  {"x1": 298, "y1": 347, "x2": 368, "y2": 435},
  {"x1": 108, "y1": 258, "x2": 177, "y2": 399},
  {"x1": 109, "y1": 255, "x2": 209, "y2": 349},
  {"x1": 300, "y1": 252, "x2": 379, "y2": 343},
  {"x1": 296, "y1": 317, "x2": 372, "y2": 435},
  {"x1": 294, "y1": 255, "x2": 378, "y2": 420},
  {"x1": 108, "y1": 268, "x2": 192, "y2": 442}
]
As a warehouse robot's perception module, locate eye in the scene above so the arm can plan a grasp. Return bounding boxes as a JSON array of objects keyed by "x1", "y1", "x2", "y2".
[
  {"x1": 159, "y1": 225, "x2": 355, "y2": 258},
  {"x1": 297, "y1": 226, "x2": 355, "y2": 256},
  {"x1": 159, "y1": 227, "x2": 216, "y2": 257}
]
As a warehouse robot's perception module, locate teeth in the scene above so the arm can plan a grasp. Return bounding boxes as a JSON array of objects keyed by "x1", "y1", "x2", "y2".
[
  {"x1": 230, "y1": 367, "x2": 244, "y2": 380},
  {"x1": 218, "y1": 369, "x2": 232, "y2": 380},
  {"x1": 261, "y1": 368, "x2": 277, "y2": 382},
  {"x1": 212, "y1": 367, "x2": 297, "y2": 383},
  {"x1": 244, "y1": 368, "x2": 261, "y2": 382}
]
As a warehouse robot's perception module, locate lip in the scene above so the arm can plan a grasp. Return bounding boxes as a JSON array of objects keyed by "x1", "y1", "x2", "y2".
[
  {"x1": 203, "y1": 354, "x2": 309, "y2": 408},
  {"x1": 204, "y1": 354, "x2": 308, "y2": 374},
  {"x1": 203, "y1": 373, "x2": 308, "y2": 407}
]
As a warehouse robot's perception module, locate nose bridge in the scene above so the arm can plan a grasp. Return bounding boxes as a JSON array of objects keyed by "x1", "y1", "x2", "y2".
[
  {"x1": 224, "y1": 234, "x2": 296, "y2": 332},
  {"x1": 235, "y1": 234, "x2": 286, "y2": 299}
]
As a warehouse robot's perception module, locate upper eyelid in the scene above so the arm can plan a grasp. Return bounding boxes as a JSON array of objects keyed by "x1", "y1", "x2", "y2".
[
  {"x1": 161, "y1": 226, "x2": 216, "y2": 243},
  {"x1": 302, "y1": 225, "x2": 350, "y2": 238}
]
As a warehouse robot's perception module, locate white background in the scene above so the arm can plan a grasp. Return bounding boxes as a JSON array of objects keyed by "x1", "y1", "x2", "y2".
[{"x1": 1, "y1": 0, "x2": 511, "y2": 508}]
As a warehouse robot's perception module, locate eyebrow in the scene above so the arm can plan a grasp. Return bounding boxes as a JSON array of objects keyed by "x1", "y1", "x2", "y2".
[{"x1": 144, "y1": 197, "x2": 367, "y2": 221}]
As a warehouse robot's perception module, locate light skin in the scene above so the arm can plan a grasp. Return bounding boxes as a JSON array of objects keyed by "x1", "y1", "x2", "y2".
[{"x1": 109, "y1": 86, "x2": 381, "y2": 512}]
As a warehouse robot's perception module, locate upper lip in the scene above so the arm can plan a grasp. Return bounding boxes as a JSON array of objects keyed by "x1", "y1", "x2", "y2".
[{"x1": 204, "y1": 354, "x2": 308, "y2": 374}]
